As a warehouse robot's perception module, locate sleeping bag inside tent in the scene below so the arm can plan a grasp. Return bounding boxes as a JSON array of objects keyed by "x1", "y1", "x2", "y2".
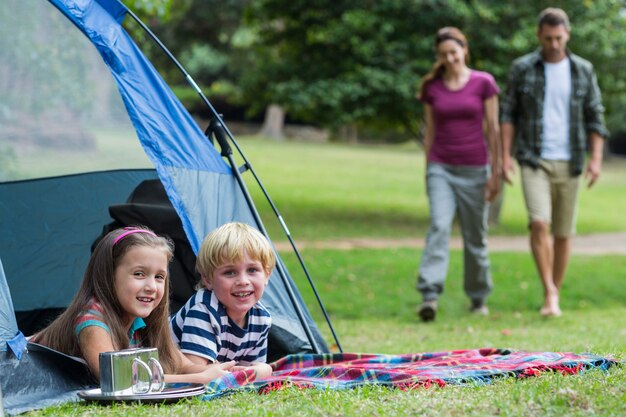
[{"x1": 0, "y1": 0, "x2": 330, "y2": 405}]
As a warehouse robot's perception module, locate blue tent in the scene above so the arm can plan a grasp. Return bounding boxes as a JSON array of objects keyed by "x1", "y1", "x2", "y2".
[{"x1": 0, "y1": 0, "x2": 330, "y2": 413}]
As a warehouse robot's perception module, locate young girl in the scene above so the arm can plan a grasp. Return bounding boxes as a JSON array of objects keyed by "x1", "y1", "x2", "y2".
[{"x1": 31, "y1": 226, "x2": 234, "y2": 384}]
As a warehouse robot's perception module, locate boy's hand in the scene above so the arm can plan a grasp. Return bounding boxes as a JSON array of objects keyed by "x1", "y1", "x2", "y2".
[
  {"x1": 199, "y1": 360, "x2": 236, "y2": 381},
  {"x1": 232, "y1": 362, "x2": 273, "y2": 379}
]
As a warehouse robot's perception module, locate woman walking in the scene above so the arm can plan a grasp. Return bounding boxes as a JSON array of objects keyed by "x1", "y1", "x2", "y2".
[{"x1": 416, "y1": 27, "x2": 500, "y2": 322}]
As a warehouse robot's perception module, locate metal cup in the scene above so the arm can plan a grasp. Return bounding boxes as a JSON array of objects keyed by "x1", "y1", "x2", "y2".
[
  {"x1": 99, "y1": 348, "x2": 164, "y2": 395},
  {"x1": 132, "y1": 347, "x2": 165, "y2": 393}
]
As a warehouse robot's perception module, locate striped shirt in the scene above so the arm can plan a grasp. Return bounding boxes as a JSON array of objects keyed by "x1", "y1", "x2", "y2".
[
  {"x1": 74, "y1": 298, "x2": 145, "y2": 348},
  {"x1": 169, "y1": 288, "x2": 271, "y2": 364}
]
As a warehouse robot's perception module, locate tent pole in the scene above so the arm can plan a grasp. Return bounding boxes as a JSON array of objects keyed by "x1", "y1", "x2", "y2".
[
  {"x1": 126, "y1": 9, "x2": 342, "y2": 353},
  {"x1": 209, "y1": 119, "x2": 343, "y2": 353},
  {"x1": 208, "y1": 119, "x2": 323, "y2": 354}
]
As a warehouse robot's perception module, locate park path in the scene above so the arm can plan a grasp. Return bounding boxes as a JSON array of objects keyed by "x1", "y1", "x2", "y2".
[{"x1": 275, "y1": 231, "x2": 626, "y2": 255}]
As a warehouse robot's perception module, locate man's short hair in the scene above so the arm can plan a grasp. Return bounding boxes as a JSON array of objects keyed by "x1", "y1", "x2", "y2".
[{"x1": 538, "y1": 7, "x2": 570, "y2": 30}]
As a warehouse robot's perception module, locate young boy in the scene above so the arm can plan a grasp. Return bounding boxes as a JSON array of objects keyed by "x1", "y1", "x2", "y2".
[{"x1": 169, "y1": 222, "x2": 275, "y2": 378}]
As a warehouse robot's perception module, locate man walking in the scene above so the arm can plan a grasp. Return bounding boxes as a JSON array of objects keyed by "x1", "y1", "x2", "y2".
[{"x1": 500, "y1": 8, "x2": 607, "y2": 316}]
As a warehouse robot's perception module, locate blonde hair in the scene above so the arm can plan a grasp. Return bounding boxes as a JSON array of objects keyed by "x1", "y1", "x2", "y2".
[
  {"x1": 32, "y1": 226, "x2": 184, "y2": 374},
  {"x1": 196, "y1": 222, "x2": 276, "y2": 289},
  {"x1": 418, "y1": 27, "x2": 470, "y2": 98}
]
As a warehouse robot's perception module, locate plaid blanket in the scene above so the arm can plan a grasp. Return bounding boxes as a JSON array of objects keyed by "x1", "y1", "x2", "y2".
[{"x1": 204, "y1": 348, "x2": 617, "y2": 399}]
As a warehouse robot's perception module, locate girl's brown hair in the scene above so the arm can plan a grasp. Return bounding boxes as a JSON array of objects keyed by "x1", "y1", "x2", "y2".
[
  {"x1": 32, "y1": 226, "x2": 183, "y2": 374},
  {"x1": 418, "y1": 27, "x2": 470, "y2": 98}
]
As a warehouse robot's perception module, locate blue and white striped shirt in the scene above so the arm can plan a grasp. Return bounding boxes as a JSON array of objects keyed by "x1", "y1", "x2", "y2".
[{"x1": 169, "y1": 288, "x2": 271, "y2": 364}]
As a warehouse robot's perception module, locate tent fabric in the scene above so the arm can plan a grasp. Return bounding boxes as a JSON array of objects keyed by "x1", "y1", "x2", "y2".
[
  {"x1": 0, "y1": 0, "x2": 327, "y2": 358},
  {"x1": 0, "y1": 259, "x2": 18, "y2": 353},
  {"x1": 49, "y1": 0, "x2": 233, "y2": 252},
  {"x1": 42, "y1": 0, "x2": 327, "y2": 355},
  {"x1": 1, "y1": 343, "x2": 95, "y2": 416},
  {"x1": 0, "y1": 169, "x2": 158, "y2": 334},
  {"x1": 1, "y1": 0, "x2": 329, "y2": 413},
  {"x1": 43, "y1": 0, "x2": 328, "y2": 351},
  {"x1": 1, "y1": 260, "x2": 95, "y2": 416}
]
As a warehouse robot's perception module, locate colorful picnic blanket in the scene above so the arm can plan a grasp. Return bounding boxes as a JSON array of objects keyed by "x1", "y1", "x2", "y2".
[{"x1": 204, "y1": 348, "x2": 617, "y2": 399}]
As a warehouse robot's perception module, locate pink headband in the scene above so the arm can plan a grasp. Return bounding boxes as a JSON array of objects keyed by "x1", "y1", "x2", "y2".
[{"x1": 112, "y1": 227, "x2": 157, "y2": 246}]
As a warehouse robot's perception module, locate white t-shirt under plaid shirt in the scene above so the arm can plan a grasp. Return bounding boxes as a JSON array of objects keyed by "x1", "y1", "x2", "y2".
[{"x1": 169, "y1": 288, "x2": 271, "y2": 363}]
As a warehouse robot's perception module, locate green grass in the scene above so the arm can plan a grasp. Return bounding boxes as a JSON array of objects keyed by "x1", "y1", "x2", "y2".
[
  {"x1": 11, "y1": 135, "x2": 626, "y2": 416},
  {"x1": 27, "y1": 250, "x2": 626, "y2": 417},
  {"x1": 9, "y1": 133, "x2": 626, "y2": 239},
  {"x1": 233, "y1": 137, "x2": 626, "y2": 240}
]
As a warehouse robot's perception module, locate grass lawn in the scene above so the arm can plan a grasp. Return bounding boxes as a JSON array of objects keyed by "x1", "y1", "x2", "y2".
[
  {"x1": 10, "y1": 135, "x2": 626, "y2": 416},
  {"x1": 233, "y1": 137, "x2": 626, "y2": 240},
  {"x1": 9, "y1": 133, "x2": 626, "y2": 240},
  {"x1": 28, "y1": 249, "x2": 626, "y2": 416}
]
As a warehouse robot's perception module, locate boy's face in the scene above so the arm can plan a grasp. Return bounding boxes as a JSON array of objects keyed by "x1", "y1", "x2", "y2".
[{"x1": 203, "y1": 251, "x2": 269, "y2": 328}]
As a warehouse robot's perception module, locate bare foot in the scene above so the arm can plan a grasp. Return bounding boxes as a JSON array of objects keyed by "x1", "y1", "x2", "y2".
[
  {"x1": 540, "y1": 306, "x2": 562, "y2": 317},
  {"x1": 540, "y1": 292, "x2": 561, "y2": 316}
]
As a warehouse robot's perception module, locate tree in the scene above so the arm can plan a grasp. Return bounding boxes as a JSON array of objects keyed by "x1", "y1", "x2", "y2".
[
  {"x1": 241, "y1": 0, "x2": 440, "y2": 140},
  {"x1": 238, "y1": 0, "x2": 626, "y2": 140},
  {"x1": 129, "y1": 0, "x2": 251, "y2": 108}
]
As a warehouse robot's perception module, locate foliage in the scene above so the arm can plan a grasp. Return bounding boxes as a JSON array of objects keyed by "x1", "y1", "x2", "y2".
[
  {"x1": 120, "y1": 0, "x2": 626, "y2": 138},
  {"x1": 127, "y1": 0, "x2": 251, "y2": 112},
  {"x1": 240, "y1": 0, "x2": 429, "y2": 135},
  {"x1": 236, "y1": 0, "x2": 626, "y2": 138},
  {"x1": 124, "y1": 0, "x2": 175, "y2": 19}
]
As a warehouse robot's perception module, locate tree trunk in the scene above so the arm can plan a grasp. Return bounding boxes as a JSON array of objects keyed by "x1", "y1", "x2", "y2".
[
  {"x1": 259, "y1": 104, "x2": 285, "y2": 140},
  {"x1": 341, "y1": 123, "x2": 358, "y2": 144}
]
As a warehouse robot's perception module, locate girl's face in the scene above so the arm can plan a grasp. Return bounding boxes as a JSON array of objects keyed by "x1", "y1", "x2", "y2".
[
  {"x1": 204, "y1": 251, "x2": 269, "y2": 328},
  {"x1": 436, "y1": 39, "x2": 467, "y2": 72},
  {"x1": 114, "y1": 246, "x2": 168, "y2": 328}
]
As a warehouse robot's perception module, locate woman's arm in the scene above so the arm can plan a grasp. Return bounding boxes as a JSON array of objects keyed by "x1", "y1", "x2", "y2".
[
  {"x1": 484, "y1": 95, "x2": 501, "y2": 202},
  {"x1": 77, "y1": 326, "x2": 118, "y2": 378},
  {"x1": 422, "y1": 104, "x2": 435, "y2": 160}
]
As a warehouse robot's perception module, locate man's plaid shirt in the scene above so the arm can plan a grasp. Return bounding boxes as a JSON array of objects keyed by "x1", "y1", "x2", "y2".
[{"x1": 500, "y1": 49, "x2": 608, "y2": 176}]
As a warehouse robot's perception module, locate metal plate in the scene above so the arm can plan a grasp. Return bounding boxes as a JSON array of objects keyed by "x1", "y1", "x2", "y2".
[{"x1": 77, "y1": 383, "x2": 206, "y2": 403}]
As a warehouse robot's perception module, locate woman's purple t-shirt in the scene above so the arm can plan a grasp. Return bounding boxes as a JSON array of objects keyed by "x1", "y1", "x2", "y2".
[{"x1": 421, "y1": 70, "x2": 499, "y2": 166}]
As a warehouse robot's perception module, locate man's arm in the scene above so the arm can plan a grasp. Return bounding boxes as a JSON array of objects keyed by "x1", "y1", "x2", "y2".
[
  {"x1": 585, "y1": 132, "x2": 603, "y2": 188},
  {"x1": 499, "y1": 61, "x2": 521, "y2": 185},
  {"x1": 583, "y1": 67, "x2": 608, "y2": 188},
  {"x1": 501, "y1": 122, "x2": 516, "y2": 184}
]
